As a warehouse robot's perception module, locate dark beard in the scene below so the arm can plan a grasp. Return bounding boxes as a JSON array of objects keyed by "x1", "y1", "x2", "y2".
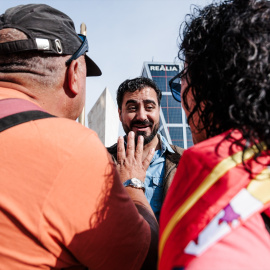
[
  {"x1": 122, "y1": 120, "x2": 160, "y2": 146},
  {"x1": 135, "y1": 124, "x2": 159, "y2": 145}
]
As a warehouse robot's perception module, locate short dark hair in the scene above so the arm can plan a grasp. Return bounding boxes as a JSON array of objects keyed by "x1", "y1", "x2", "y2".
[
  {"x1": 179, "y1": 0, "x2": 270, "y2": 150},
  {"x1": 116, "y1": 77, "x2": 162, "y2": 109}
]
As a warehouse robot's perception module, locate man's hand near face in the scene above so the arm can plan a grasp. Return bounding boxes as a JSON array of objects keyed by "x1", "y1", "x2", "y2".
[
  {"x1": 114, "y1": 131, "x2": 158, "y2": 270},
  {"x1": 116, "y1": 131, "x2": 154, "y2": 183}
]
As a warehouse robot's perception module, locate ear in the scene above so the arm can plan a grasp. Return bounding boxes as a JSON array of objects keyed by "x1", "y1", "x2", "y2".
[
  {"x1": 118, "y1": 108, "x2": 123, "y2": 122},
  {"x1": 67, "y1": 60, "x2": 80, "y2": 95}
]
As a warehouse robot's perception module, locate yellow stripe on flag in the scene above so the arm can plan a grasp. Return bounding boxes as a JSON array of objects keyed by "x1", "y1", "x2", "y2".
[
  {"x1": 247, "y1": 168, "x2": 270, "y2": 204},
  {"x1": 159, "y1": 146, "x2": 257, "y2": 263}
]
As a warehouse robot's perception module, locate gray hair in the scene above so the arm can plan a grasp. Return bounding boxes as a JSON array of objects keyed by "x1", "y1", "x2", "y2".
[{"x1": 0, "y1": 28, "x2": 67, "y2": 89}]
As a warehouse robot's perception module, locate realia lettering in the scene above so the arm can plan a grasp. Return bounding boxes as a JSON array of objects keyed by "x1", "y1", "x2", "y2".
[{"x1": 149, "y1": 65, "x2": 178, "y2": 72}]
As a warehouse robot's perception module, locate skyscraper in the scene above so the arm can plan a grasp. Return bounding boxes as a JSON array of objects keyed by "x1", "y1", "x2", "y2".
[
  {"x1": 141, "y1": 62, "x2": 193, "y2": 149},
  {"x1": 87, "y1": 88, "x2": 119, "y2": 147}
]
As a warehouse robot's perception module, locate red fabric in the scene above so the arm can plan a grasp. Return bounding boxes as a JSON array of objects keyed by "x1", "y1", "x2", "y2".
[
  {"x1": 264, "y1": 208, "x2": 270, "y2": 217},
  {"x1": 186, "y1": 213, "x2": 270, "y2": 270},
  {"x1": 159, "y1": 130, "x2": 270, "y2": 269}
]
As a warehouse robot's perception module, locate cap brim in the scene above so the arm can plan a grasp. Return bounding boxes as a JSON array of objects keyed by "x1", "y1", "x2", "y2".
[{"x1": 85, "y1": 55, "x2": 102, "y2": 77}]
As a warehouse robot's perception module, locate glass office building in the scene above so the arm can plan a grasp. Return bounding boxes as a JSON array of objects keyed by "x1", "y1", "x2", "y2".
[{"x1": 141, "y1": 62, "x2": 193, "y2": 149}]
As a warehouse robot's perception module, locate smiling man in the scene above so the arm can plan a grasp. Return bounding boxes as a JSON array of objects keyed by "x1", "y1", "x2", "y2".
[{"x1": 107, "y1": 77, "x2": 184, "y2": 221}]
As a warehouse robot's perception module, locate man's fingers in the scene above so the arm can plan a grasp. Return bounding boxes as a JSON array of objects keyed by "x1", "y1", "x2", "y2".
[
  {"x1": 142, "y1": 148, "x2": 155, "y2": 169},
  {"x1": 135, "y1": 135, "x2": 144, "y2": 161},
  {"x1": 117, "y1": 136, "x2": 125, "y2": 164},
  {"x1": 126, "y1": 131, "x2": 135, "y2": 157}
]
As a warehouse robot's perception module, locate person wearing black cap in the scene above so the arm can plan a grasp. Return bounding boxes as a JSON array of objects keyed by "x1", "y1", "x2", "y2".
[{"x1": 0, "y1": 4, "x2": 158, "y2": 270}]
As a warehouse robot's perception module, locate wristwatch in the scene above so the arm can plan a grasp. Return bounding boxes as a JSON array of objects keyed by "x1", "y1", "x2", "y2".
[{"x1": 123, "y1": 178, "x2": 145, "y2": 192}]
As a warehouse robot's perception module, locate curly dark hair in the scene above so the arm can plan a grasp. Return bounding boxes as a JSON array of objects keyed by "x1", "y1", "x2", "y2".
[
  {"x1": 179, "y1": 0, "x2": 270, "y2": 151},
  {"x1": 116, "y1": 77, "x2": 162, "y2": 109}
]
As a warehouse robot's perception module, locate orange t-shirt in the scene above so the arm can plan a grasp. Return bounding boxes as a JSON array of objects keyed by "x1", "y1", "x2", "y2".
[{"x1": 0, "y1": 89, "x2": 150, "y2": 269}]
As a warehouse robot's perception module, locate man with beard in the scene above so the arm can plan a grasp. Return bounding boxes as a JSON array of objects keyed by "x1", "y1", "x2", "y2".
[{"x1": 107, "y1": 77, "x2": 184, "y2": 221}]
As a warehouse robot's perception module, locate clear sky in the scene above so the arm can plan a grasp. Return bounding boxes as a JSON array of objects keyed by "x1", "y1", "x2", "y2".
[{"x1": 1, "y1": 0, "x2": 211, "y2": 127}]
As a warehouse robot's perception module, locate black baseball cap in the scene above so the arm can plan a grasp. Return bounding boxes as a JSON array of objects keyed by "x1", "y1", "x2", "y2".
[{"x1": 0, "y1": 4, "x2": 102, "y2": 77}]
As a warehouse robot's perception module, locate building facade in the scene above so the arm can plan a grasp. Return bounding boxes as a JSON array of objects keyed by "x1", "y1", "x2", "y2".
[
  {"x1": 141, "y1": 62, "x2": 193, "y2": 149},
  {"x1": 87, "y1": 87, "x2": 119, "y2": 147}
]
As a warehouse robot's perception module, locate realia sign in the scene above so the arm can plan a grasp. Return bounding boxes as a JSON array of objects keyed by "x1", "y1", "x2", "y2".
[{"x1": 149, "y1": 64, "x2": 179, "y2": 72}]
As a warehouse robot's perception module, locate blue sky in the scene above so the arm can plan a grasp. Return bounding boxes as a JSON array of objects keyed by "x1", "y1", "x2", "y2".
[{"x1": 2, "y1": 0, "x2": 211, "y2": 126}]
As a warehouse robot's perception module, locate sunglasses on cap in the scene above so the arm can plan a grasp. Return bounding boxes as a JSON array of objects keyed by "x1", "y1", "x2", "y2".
[
  {"x1": 66, "y1": 34, "x2": 88, "y2": 65},
  {"x1": 169, "y1": 72, "x2": 181, "y2": 102}
]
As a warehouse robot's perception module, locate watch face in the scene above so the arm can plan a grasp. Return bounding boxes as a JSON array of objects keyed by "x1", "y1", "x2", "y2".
[
  {"x1": 131, "y1": 178, "x2": 141, "y2": 186},
  {"x1": 123, "y1": 178, "x2": 145, "y2": 192}
]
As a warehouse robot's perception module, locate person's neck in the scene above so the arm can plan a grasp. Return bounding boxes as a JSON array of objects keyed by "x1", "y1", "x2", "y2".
[
  {"x1": 0, "y1": 81, "x2": 69, "y2": 119},
  {"x1": 142, "y1": 135, "x2": 160, "y2": 161},
  {"x1": 0, "y1": 81, "x2": 39, "y2": 104}
]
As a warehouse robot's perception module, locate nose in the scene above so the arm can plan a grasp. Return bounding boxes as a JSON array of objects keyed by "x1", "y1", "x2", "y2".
[{"x1": 136, "y1": 107, "x2": 147, "y2": 121}]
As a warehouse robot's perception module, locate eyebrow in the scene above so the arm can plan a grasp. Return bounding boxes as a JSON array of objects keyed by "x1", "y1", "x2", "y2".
[{"x1": 125, "y1": 99, "x2": 157, "y2": 106}]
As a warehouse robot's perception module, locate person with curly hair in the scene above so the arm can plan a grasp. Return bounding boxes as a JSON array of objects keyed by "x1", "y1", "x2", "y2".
[{"x1": 159, "y1": 0, "x2": 270, "y2": 269}]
